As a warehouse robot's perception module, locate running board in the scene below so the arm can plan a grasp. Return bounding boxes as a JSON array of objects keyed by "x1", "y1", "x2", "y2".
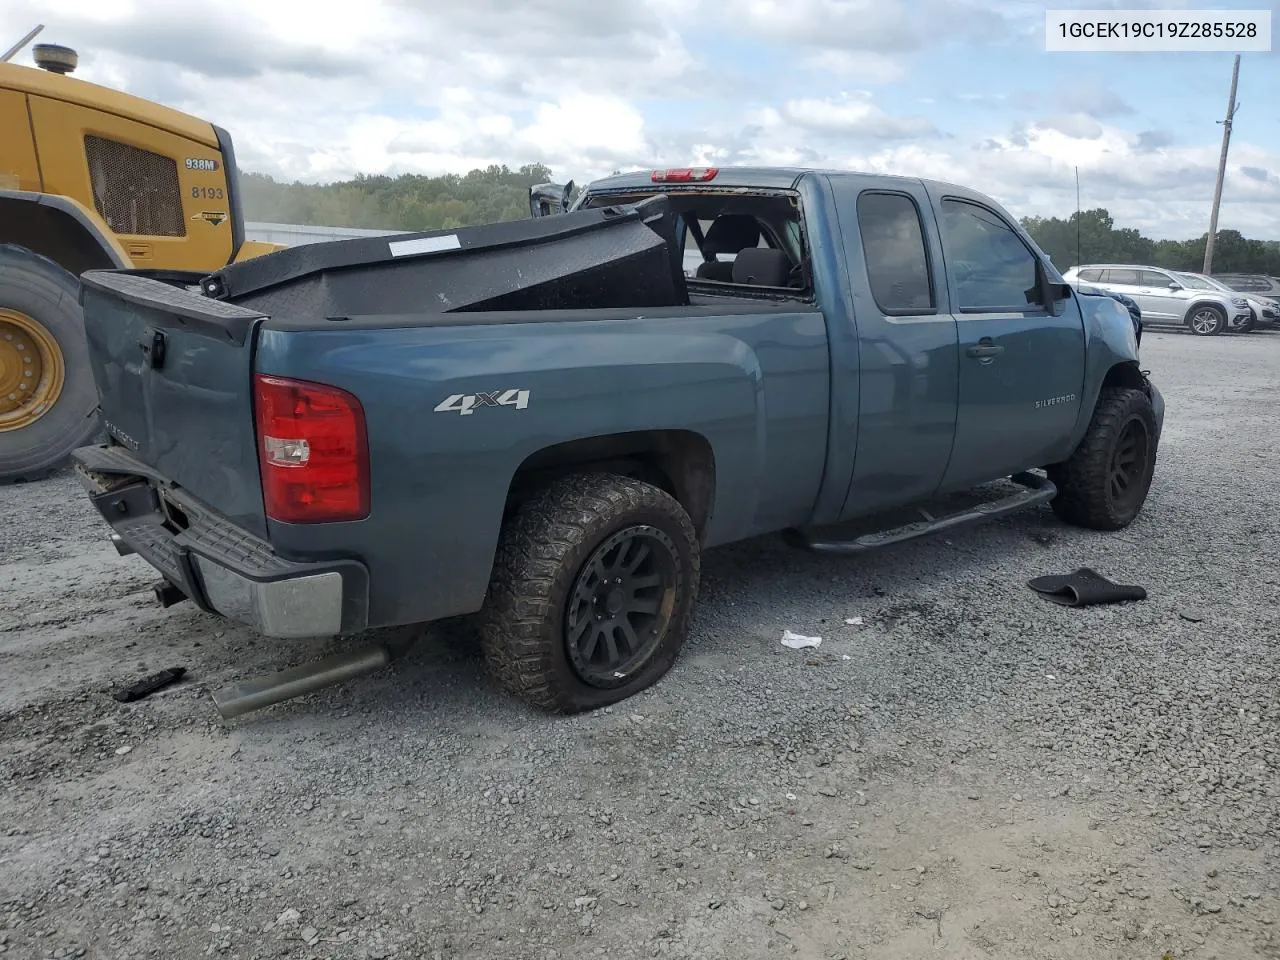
[{"x1": 788, "y1": 471, "x2": 1057, "y2": 555}]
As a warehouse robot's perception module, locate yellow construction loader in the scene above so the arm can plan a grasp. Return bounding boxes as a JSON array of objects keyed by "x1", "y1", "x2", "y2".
[{"x1": 0, "y1": 27, "x2": 282, "y2": 481}]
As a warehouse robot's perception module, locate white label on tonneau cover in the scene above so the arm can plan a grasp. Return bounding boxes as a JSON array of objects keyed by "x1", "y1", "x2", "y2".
[{"x1": 387, "y1": 234, "x2": 462, "y2": 257}]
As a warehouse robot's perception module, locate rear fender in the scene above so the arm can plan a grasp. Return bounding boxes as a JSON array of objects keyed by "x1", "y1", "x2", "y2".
[{"x1": 0, "y1": 190, "x2": 131, "y2": 276}]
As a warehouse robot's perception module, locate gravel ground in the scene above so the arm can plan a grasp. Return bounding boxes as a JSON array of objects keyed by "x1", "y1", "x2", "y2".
[{"x1": 2, "y1": 327, "x2": 1278, "y2": 960}]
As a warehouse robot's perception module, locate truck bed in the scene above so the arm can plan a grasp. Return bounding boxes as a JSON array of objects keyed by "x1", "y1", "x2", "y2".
[{"x1": 197, "y1": 195, "x2": 690, "y2": 316}]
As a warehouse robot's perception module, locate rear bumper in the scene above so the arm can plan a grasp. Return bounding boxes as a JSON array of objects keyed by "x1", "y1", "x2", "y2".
[{"x1": 72, "y1": 444, "x2": 369, "y2": 639}]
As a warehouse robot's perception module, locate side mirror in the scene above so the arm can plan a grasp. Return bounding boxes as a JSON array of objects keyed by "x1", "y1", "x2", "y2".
[
  {"x1": 1167, "y1": 282, "x2": 1181, "y2": 290},
  {"x1": 1036, "y1": 259, "x2": 1069, "y2": 316}
]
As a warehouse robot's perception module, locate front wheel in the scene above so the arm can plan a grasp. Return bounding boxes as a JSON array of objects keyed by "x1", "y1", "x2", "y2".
[
  {"x1": 477, "y1": 472, "x2": 701, "y2": 713},
  {"x1": 1046, "y1": 387, "x2": 1158, "y2": 531},
  {"x1": 1187, "y1": 305, "x2": 1226, "y2": 336}
]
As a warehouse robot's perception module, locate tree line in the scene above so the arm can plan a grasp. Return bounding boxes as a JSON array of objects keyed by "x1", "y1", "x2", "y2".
[
  {"x1": 241, "y1": 166, "x2": 1280, "y2": 276},
  {"x1": 240, "y1": 163, "x2": 558, "y2": 232},
  {"x1": 1021, "y1": 208, "x2": 1280, "y2": 275}
]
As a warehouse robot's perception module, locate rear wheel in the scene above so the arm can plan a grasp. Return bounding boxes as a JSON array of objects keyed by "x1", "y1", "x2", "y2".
[
  {"x1": 478, "y1": 472, "x2": 700, "y2": 713},
  {"x1": 1046, "y1": 387, "x2": 1158, "y2": 531},
  {"x1": 1187, "y1": 304, "x2": 1226, "y2": 336},
  {"x1": 0, "y1": 245, "x2": 100, "y2": 482}
]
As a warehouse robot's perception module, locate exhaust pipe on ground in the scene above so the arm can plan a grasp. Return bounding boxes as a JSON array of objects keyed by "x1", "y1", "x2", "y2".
[{"x1": 211, "y1": 644, "x2": 394, "y2": 720}]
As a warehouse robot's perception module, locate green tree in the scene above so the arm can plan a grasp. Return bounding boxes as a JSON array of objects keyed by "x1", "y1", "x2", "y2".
[
  {"x1": 1022, "y1": 209, "x2": 1279, "y2": 275},
  {"x1": 240, "y1": 163, "x2": 558, "y2": 231}
]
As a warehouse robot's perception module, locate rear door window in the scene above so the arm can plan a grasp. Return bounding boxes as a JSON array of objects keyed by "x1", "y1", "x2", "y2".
[{"x1": 856, "y1": 191, "x2": 935, "y2": 314}]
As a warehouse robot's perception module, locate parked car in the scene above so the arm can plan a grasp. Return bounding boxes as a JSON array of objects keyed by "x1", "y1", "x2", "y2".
[
  {"x1": 1211, "y1": 273, "x2": 1280, "y2": 328},
  {"x1": 1173, "y1": 271, "x2": 1277, "y2": 332},
  {"x1": 1062, "y1": 263, "x2": 1252, "y2": 336},
  {"x1": 71, "y1": 167, "x2": 1164, "y2": 716}
]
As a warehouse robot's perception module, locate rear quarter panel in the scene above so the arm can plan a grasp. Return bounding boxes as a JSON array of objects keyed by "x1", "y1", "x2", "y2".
[{"x1": 254, "y1": 309, "x2": 830, "y2": 626}]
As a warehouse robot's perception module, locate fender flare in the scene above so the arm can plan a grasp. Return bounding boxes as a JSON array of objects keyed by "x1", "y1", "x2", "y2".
[{"x1": 0, "y1": 190, "x2": 131, "y2": 274}]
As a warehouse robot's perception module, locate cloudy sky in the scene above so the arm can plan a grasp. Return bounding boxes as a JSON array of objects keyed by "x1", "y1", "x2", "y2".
[{"x1": 3, "y1": 0, "x2": 1278, "y2": 239}]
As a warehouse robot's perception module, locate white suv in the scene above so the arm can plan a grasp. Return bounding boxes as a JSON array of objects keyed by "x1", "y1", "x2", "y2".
[{"x1": 1061, "y1": 263, "x2": 1252, "y2": 336}]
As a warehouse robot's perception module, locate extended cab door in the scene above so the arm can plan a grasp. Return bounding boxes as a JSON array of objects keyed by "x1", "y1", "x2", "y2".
[
  {"x1": 834, "y1": 183, "x2": 960, "y2": 517},
  {"x1": 929, "y1": 193, "x2": 1086, "y2": 491}
]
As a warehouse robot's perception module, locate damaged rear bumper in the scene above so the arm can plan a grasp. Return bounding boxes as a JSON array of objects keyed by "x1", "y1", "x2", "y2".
[{"x1": 72, "y1": 445, "x2": 368, "y2": 639}]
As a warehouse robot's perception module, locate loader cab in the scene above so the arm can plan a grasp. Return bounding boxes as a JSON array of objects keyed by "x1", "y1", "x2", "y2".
[{"x1": 0, "y1": 48, "x2": 245, "y2": 271}]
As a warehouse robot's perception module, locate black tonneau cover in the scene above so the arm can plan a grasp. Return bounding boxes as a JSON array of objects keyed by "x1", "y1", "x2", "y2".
[{"x1": 199, "y1": 195, "x2": 688, "y2": 316}]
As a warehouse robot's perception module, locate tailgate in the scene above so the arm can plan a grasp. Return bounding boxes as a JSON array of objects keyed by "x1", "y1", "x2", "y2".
[{"x1": 77, "y1": 270, "x2": 269, "y2": 537}]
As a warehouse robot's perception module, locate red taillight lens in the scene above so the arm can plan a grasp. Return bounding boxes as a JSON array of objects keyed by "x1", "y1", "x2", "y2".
[
  {"x1": 650, "y1": 167, "x2": 718, "y2": 183},
  {"x1": 253, "y1": 373, "x2": 369, "y2": 523}
]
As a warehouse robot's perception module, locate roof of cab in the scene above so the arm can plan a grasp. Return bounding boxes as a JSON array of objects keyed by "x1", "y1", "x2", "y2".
[
  {"x1": 0, "y1": 60, "x2": 220, "y2": 148},
  {"x1": 584, "y1": 166, "x2": 992, "y2": 202}
]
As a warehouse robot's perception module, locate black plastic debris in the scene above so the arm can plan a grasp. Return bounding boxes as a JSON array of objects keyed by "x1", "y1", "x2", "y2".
[
  {"x1": 113, "y1": 666, "x2": 187, "y2": 703},
  {"x1": 1026, "y1": 568, "x2": 1147, "y2": 607}
]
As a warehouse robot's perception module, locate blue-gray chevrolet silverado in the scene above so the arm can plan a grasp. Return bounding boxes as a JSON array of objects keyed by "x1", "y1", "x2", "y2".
[{"x1": 70, "y1": 166, "x2": 1164, "y2": 716}]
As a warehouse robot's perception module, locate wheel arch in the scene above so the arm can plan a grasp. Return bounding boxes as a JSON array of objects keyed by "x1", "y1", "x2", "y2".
[
  {"x1": 503, "y1": 429, "x2": 717, "y2": 540},
  {"x1": 1183, "y1": 299, "x2": 1228, "y2": 327},
  {"x1": 1099, "y1": 360, "x2": 1147, "y2": 393},
  {"x1": 0, "y1": 190, "x2": 130, "y2": 279}
]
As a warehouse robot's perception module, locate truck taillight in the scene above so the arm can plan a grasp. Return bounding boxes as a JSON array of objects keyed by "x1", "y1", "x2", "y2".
[
  {"x1": 651, "y1": 167, "x2": 718, "y2": 183},
  {"x1": 253, "y1": 374, "x2": 369, "y2": 524}
]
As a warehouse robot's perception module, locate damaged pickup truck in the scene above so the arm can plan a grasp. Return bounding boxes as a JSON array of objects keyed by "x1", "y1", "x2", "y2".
[{"x1": 71, "y1": 166, "x2": 1164, "y2": 716}]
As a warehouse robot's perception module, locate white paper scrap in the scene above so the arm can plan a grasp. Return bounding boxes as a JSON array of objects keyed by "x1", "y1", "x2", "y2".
[{"x1": 781, "y1": 630, "x2": 822, "y2": 650}]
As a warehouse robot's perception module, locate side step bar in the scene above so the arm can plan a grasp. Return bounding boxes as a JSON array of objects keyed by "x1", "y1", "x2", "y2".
[{"x1": 788, "y1": 471, "x2": 1058, "y2": 555}]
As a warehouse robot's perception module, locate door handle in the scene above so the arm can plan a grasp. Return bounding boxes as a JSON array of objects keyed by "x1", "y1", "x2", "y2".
[{"x1": 966, "y1": 340, "x2": 1004, "y2": 359}]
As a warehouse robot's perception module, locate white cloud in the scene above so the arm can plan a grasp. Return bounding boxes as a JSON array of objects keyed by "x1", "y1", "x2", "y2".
[
  {"x1": 737, "y1": 0, "x2": 1011, "y2": 51},
  {"x1": 778, "y1": 93, "x2": 936, "y2": 138},
  {"x1": 1, "y1": 0, "x2": 1276, "y2": 239},
  {"x1": 803, "y1": 50, "x2": 908, "y2": 84},
  {"x1": 813, "y1": 121, "x2": 1280, "y2": 239}
]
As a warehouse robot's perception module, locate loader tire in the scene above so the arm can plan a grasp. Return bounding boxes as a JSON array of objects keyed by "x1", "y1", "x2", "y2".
[
  {"x1": 1046, "y1": 387, "x2": 1158, "y2": 531},
  {"x1": 0, "y1": 244, "x2": 100, "y2": 483},
  {"x1": 478, "y1": 472, "x2": 701, "y2": 713}
]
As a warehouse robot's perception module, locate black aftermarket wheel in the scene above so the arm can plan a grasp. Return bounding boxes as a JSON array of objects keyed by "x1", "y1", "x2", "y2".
[
  {"x1": 1046, "y1": 386, "x2": 1158, "y2": 531},
  {"x1": 478, "y1": 472, "x2": 700, "y2": 713}
]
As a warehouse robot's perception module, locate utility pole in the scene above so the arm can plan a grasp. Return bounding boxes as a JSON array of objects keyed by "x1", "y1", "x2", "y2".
[{"x1": 1203, "y1": 54, "x2": 1241, "y2": 275}]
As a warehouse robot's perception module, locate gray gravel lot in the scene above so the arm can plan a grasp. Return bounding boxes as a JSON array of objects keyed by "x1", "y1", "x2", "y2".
[{"x1": 2, "y1": 328, "x2": 1278, "y2": 960}]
